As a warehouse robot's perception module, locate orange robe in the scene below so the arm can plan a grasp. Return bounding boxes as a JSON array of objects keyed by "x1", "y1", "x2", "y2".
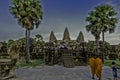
[
  {"x1": 95, "y1": 57, "x2": 102, "y2": 80},
  {"x1": 89, "y1": 57, "x2": 96, "y2": 76}
]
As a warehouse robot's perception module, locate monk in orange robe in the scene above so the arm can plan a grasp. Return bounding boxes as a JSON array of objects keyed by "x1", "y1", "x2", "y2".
[
  {"x1": 95, "y1": 57, "x2": 102, "y2": 80},
  {"x1": 89, "y1": 57, "x2": 102, "y2": 80},
  {"x1": 89, "y1": 57, "x2": 96, "y2": 79}
]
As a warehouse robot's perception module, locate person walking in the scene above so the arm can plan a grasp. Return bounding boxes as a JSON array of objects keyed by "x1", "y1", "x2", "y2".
[
  {"x1": 89, "y1": 57, "x2": 96, "y2": 79},
  {"x1": 95, "y1": 57, "x2": 102, "y2": 80},
  {"x1": 112, "y1": 62, "x2": 118, "y2": 80}
]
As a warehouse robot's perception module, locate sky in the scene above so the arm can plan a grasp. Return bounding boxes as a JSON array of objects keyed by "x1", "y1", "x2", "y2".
[{"x1": 0, "y1": 0, "x2": 120, "y2": 45}]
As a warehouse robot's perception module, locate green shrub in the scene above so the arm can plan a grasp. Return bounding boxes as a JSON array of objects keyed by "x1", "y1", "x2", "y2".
[{"x1": 108, "y1": 54, "x2": 118, "y2": 60}]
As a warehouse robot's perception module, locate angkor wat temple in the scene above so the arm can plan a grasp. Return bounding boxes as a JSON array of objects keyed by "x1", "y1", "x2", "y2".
[
  {"x1": 43, "y1": 27, "x2": 87, "y2": 66},
  {"x1": 49, "y1": 27, "x2": 85, "y2": 47},
  {"x1": 1, "y1": 27, "x2": 117, "y2": 68}
]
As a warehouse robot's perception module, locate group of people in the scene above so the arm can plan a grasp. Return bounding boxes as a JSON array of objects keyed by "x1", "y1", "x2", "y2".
[
  {"x1": 89, "y1": 57, "x2": 118, "y2": 80},
  {"x1": 89, "y1": 57, "x2": 102, "y2": 80}
]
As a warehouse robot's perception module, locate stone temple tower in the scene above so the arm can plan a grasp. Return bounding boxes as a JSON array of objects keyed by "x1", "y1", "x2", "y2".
[
  {"x1": 76, "y1": 31, "x2": 84, "y2": 43},
  {"x1": 62, "y1": 27, "x2": 71, "y2": 42},
  {"x1": 49, "y1": 31, "x2": 57, "y2": 43}
]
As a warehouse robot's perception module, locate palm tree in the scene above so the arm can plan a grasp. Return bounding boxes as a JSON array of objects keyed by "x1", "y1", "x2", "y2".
[
  {"x1": 86, "y1": 4, "x2": 117, "y2": 57},
  {"x1": 10, "y1": 0, "x2": 43, "y2": 63},
  {"x1": 92, "y1": 4, "x2": 117, "y2": 62},
  {"x1": 86, "y1": 22, "x2": 101, "y2": 55}
]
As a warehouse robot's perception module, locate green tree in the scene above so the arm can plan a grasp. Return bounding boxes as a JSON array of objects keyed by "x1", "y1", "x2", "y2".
[
  {"x1": 98, "y1": 5, "x2": 117, "y2": 62},
  {"x1": 8, "y1": 41, "x2": 20, "y2": 59},
  {"x1": 85, "y1": 41, "x2": 95, "y2": 54},
  {"x1": 0, "y1": 42, "x2": 7, "y2": 54},
  {"x1": 35, "y1": 34, "x2": 43, "y2": 42},
  {"x1": 115, "y1": 44, "x2": 120, "y2": 60},
  {"x1": 7, "y1": 39, "x2": 14, "y2": 48},
  {"x1": 16, "y1": 38, "x2": 29, "y2": 60},
  {"x1": 33, "y1": 34, "x2": 44, "y2": 48},
  {"x1": 86, "y1": 4, "x2": 117, "y2": 57},
  {"x1": 104, "y1": 42, "x2": 111, "y2": 55},
  {"x1": 86, "y1": 17, "x2": 101, "y2": 55},
  {"x1": 10, "y1": 0, "x2": 43, "y2": 63}
]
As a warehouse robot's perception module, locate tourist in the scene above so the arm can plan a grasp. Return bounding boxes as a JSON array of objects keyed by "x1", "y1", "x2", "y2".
[{"x1": 112, "y1": 62, "x2": 118, "y2": 80}]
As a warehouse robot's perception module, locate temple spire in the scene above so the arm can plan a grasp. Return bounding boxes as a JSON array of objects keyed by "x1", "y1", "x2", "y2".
[
  {"x1": 49, "y1": 31, "x2": 57, "y2": 42},
  {"x1": 76, "y1": 31, "x2": 84, "y2": 43},
  {"x1": 63, "y1": 27, "x2": 71, "y2": 41}
]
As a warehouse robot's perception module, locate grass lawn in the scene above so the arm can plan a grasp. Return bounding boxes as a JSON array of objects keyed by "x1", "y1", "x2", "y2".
[
  {"x1": 16, "y1": 59, "x2": 44, "y2": 68},
  {"x1": 104, "y1": 59, "x2": 120, "y2": 68}
]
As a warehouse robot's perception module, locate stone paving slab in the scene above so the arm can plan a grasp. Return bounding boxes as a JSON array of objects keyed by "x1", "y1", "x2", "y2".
[{"x1": 10, "y1": 65, "x2": 120, "y2": 80}]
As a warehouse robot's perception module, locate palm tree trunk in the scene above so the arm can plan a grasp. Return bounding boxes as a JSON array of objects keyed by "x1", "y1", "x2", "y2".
[
  {"x1": 95, "y1": 38, "x2": 99, "y2": 56},
  {"x1": 26, "y1": 29, "x2": 30, "y2": 63},
  {"x1": 25, "y1": 30, "x2": 27, "y2": 62},
  {"x1": 102, "y1": 31, "x2": 105, "y2": 63}
]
